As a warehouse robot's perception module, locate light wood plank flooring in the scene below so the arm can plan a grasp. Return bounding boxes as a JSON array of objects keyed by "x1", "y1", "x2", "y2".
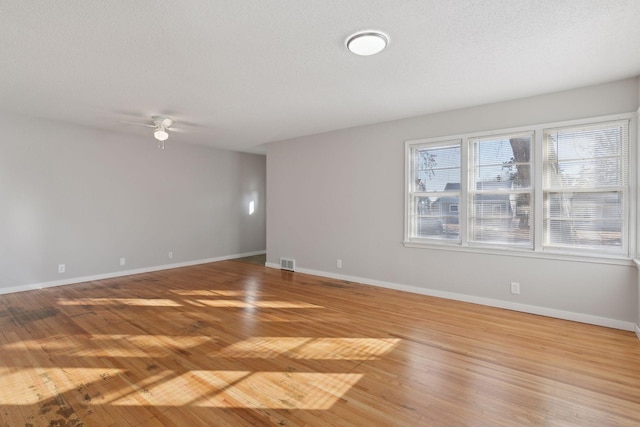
[{"x1": 1, "y1": 261, "x2": 639, "y2": 426}]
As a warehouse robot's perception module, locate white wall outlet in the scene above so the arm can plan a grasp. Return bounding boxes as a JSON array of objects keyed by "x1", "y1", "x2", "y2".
[
  {"x1": 510, "y1": 282, "x2": 521, "y2": 295},
  {"x1": 337, "y1": 259, "x2": 342, "y2": 269},
  {"x1": 120, "y1": 257, "x2": 126, "y2": 266},
  {"x1": 58, "y1": 264, "x2": 66, "y2": 273},
  {"x1": 168, "y1": 251, "x2": 173, "y2": 259}
]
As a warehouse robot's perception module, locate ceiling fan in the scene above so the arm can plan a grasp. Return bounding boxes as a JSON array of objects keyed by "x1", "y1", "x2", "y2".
[{"x1": 121, "y1": 115, "x2": 179, "y2": 149}]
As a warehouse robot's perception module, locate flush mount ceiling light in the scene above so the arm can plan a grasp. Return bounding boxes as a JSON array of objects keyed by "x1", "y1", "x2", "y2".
[{"x1": 346, "y1": 31, "x2": 388, "y2": 56}]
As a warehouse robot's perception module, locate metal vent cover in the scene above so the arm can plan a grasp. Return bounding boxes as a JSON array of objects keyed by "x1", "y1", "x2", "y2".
[{"x1": 280, "y1": 258, "x2": 295, "y2": 271}]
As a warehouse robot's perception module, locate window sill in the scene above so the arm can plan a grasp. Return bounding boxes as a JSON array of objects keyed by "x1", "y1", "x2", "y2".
[{"x1": 403, "y1": 240, "x2": 633, "y2": 266}]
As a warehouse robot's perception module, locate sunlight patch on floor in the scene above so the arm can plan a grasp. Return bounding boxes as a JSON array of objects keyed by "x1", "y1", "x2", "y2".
[
  {"x1": 216, "y1": 337, "x2": 400, "y2": 360},
  {"x1": 0, "y1": 368, "x2": 122, "y2": 404},
  {"x1": 108, "y1": 371, "x2": 363, "y2": 410},
  {"x1": 196, "y1": 299, "x2": 323, "y2": 309},
  {"x1": 169, "y1": 289, "x2": 265, "y2": 297},
  {"x1": 56, "y1": 297, "x2": 182, "y2": 307},
  {"x1": 2, "y1": 334, "x2": 215, "y2": 358}
]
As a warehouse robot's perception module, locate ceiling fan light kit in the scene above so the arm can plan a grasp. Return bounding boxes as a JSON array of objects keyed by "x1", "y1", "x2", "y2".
[
  {"x1": 121, "y1": 115, "x2": 176, "y2": 149},
  {"x1": 154, "y1": 128, "x2": 169, "y2": 141},
  {"x1": 151, "y1": 116, "x2": 174, "y2": 149}
]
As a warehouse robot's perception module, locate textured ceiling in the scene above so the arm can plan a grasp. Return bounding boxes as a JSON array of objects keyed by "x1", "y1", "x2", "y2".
[{"x1": 2, "y1": 0, "x2": 640, "y2": 153}]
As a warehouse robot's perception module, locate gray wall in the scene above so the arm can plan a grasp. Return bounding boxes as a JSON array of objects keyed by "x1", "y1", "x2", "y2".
[
  {"x1": 0, "y1": 111, "x2": 266, "y2": 291},
  {"x1": 267, "y1": 77, "x2": 639, "y2": 327}
]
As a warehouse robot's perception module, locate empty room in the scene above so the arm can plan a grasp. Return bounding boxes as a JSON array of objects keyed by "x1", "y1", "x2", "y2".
[{"x1": 2, "y1": 1, "x2": 640, "y2": 426}]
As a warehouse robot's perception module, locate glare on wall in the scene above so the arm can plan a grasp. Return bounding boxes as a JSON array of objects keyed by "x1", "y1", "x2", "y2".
[{"x1": 249, "y1": 201, "x2": 255, "y2": 215}]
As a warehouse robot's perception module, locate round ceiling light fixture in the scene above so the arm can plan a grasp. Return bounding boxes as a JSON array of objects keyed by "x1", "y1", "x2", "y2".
[
  {"x1": 154, "y1": 127, "x2": 169, "y2": 141},
  {"x1": 346, "y1": 31, "x2": 388, "y2": 56}
]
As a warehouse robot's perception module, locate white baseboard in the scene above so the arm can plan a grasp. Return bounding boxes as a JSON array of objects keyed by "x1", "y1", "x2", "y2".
[
  {"x1": 0, "y1": 250, "x2": 266, "y2": 296},
  {"x1": 635, "y1": 323, "x2": 640, "y2": 341},
  {"x1": 265, "y1": 262, "x2": 635, "y2": 332}
]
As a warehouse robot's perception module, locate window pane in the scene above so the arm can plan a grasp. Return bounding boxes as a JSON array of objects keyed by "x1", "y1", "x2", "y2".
[
  {"x1": 545, "y1": 158, "x2": 622, "y2": 188},
  {"x1": 545, "y1": 122, "x2": 627, "y2": 188},
  {"x1": 472, "y1": 136, "x2": 532, "y2": 189},
  {"x1": 551, "y1": 126, "x2": 622, "y2": 160},
  {"x1": 544, "y1": 192, "x2": 622, "y2": 248},
  {"x1": 470, "y1": 193, "x2": 533, "y2": 246},
  {"x1": 412, "y1": 195, "x2": 459, "y2": 240},
  {"x1": 469, "y1": 135, "x2": 533, "y2": 247},
  {"x1": 415, "y1": 144, "x2": 460, "y2": 192}
]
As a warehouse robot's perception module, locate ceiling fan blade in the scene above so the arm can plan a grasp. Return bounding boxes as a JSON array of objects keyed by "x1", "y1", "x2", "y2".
[
  {"x1": 167, "y1": 126, "x2": 186, "y2": 133},
  {"x1": 151, "y1": 115, "x2": 173, "y2": 128},
  {"x1": 120, "y1": 120, "x2": 155, "y2": 128}
]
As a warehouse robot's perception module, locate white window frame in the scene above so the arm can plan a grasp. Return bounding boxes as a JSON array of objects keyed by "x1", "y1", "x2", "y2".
[
  {"x1": 404, "y1": 112, "x2": 636, "y2": 265},
  {"x1": 407, "y1": 139, "x2": 462, "y2": 244},
  {"x1": 542, "y1": 120, "x2": 630, "y2": 256},
  {"x1": 467, "y1": 131, "x2": 535, "y2": 250}
]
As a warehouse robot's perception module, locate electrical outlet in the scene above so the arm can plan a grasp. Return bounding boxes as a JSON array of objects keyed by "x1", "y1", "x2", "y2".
[
  {"x1": 120, "y1": 257, "x2": 126, "y2": 266},
  {"x1": 168, "y1": 251, "x2": 173, "y2": 259},
  {"x1": 58, "y1": 264, "x2": 66, "y2": 273},
  {"x1": 337, "y1": 259, "x2": 342, "y2": 269},
  {"x1": 510, "y1": 282, "x2": 520, "y2": 295}
]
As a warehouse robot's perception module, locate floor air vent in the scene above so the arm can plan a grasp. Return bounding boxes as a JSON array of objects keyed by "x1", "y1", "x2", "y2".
[{"x1": 280, "y1": 258, "x2": 295, "y2": 271}]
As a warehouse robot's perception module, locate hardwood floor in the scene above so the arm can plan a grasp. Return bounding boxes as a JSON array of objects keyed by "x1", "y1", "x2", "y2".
[{"x1": 1, "y1": 261, "x2": 639, "y2": 426}]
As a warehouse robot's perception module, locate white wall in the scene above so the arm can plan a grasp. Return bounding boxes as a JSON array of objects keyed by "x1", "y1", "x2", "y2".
[
  {"x1": 0, "y1": 111, "x2": 266, "y2": 291},
  {"x1": 267, "y1": 77, "x2": 640, "y2": 329}
]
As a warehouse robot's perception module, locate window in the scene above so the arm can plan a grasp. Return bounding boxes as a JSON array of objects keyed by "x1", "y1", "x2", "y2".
[
  {"x1": 405, "y1": 115, "x2": 632, "y2": 259},
  {"x1": 408, "y1": 141, "x2": 460, "y2": 241},
  {"x1": 543, "y1": 121, "x2": 629, "y2": 254},
  {"x1": 469, "y1": 133, "x2": 533, "y2": 248}
]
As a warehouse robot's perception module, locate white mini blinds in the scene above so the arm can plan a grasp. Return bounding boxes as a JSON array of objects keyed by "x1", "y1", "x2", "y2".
[
  {"x1": 409, "y1": 141, "x2": 461, "y2": 242},
  {"x1": 468, "y1": 133, "x2": 534, "y2": 248},
  {"x1": 542, "y1": 120, "x2": 629, "y2": 254}
]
